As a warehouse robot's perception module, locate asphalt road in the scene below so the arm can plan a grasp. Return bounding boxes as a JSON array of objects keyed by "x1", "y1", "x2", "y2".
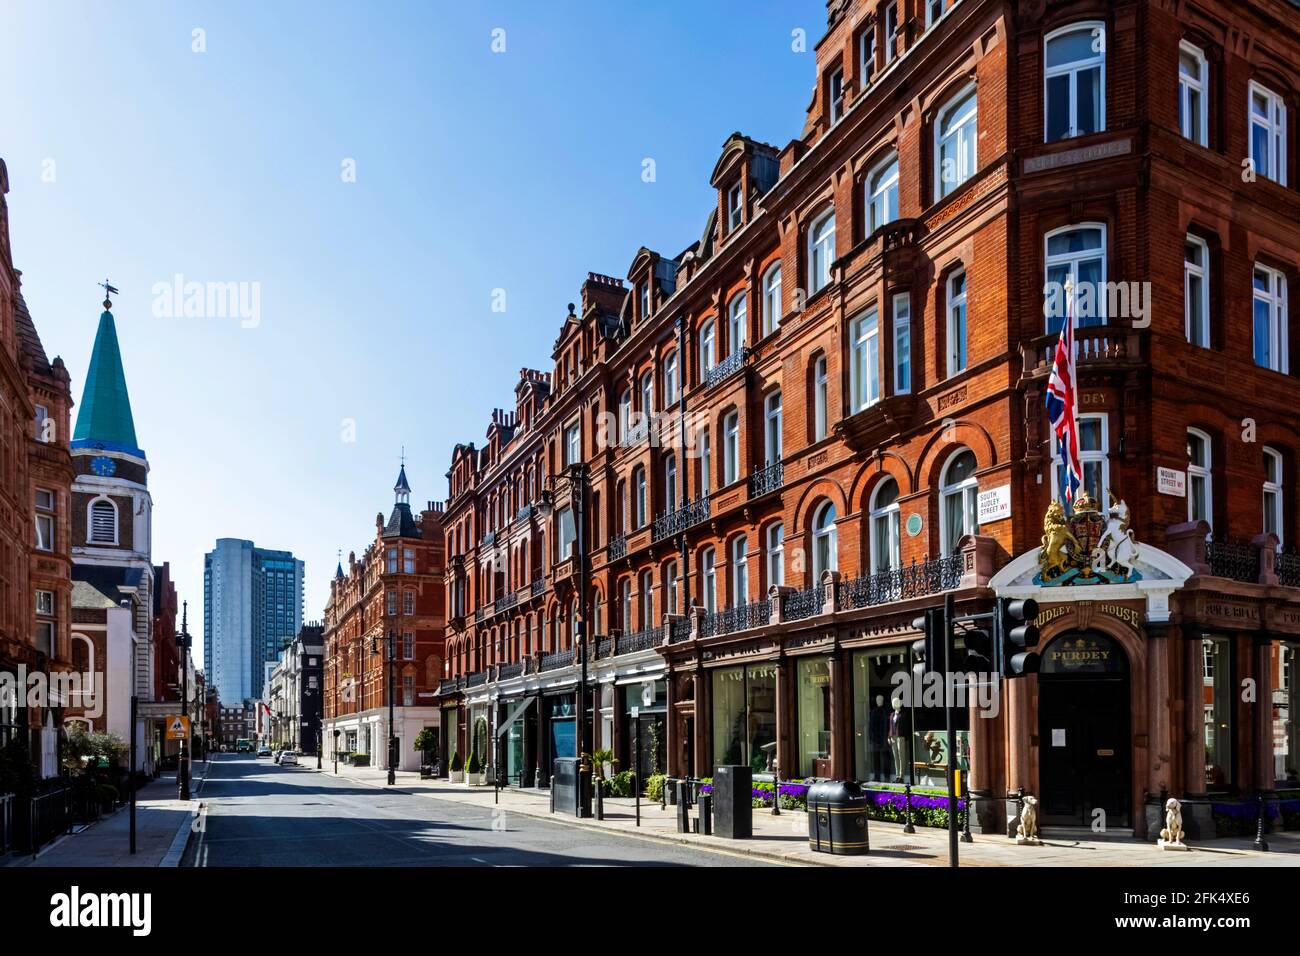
[{"x1": 186, "y1": 754, "x2": 772, "y2": 867}]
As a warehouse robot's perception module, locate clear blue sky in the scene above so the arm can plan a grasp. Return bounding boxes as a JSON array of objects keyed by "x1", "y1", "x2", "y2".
[{"x1": 1, "y1": 0, "x2": 824, "y2": 663}]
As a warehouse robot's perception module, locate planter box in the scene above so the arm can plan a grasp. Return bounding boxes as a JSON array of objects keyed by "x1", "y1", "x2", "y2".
[
  {"x1": 449, "y1": 770, "x2": 464, "y2": 784},
  {"x1": 465, "y1": 772, "x2": 486, "y2": 787}
]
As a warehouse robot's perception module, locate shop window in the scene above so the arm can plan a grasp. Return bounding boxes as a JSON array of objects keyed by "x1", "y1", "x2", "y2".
[
  {"x1": 711, "y1": 663, "x2": 777, "y2": 774},
  {"x1": 1277, "y1": 642, "x2": 1299, "y2": 787},
  {"x1": 797, "y1": 657, "x2": 832, "y2": 777},
  {"x1": 1203, "y1": 636, "x2": 1234, "y2": 789}
]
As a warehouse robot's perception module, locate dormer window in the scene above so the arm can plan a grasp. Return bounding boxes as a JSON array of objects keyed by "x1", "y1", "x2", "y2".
[
  {"x1": 828, "y1": 66, "x2": 845, "y2": 124},
  {"x1": 728, "y1": 183, "x2": 743, "y2": 231},
  {"x1": 639, "y1": 280, "x2": 650, "y2": 320}
]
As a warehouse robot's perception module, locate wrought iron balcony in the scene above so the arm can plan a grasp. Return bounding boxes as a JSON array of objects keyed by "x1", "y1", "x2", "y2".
[
  {"x1": 540, "y1": 648, "x2": 574, "y2": 672},
  {"x1": 1279, "y1": 549, "x2": 1300, "y2": 588},
  {"x1": 494, "y1": 591, "x2": 518, "y2": 614},
  {"x1": 437, "y1": 678, "x2": 460, "y2": 695},
  {"x1": 474, "y1": 607, "x2": 485, "y2": 623},
  {"x1": 596, "y1": 637, "x2": 614, "y2": 658},
  {"x1": 699, "y1": 600, "x2": 771, "y2": 639},
  {"x1": 652, "y1": 494, "x2": 710, "y2": 543},
  {"x1": 609, "y1": 534, "x2": 628, "y2": 561},
  {"x1": 749, "y1": 461, "x2": 784, "y2": 499},
  {"x1": 1206, "y1": 537, "x2": 1260, "y2": 584},
  {"x1": 838, "y1": 554, "x2": 963, "y2": 610},
  {"x1": 622, "y1": 625, "x2": 664, "y2": 653},
  {"x1": 705, "y1": 347, "x2": 748, "y2": 389},
  {"x1": 784, "y1": 584, "x2": 826, "y2": 622},
  {"x1": 531, "y1": 576, "x2": 546, "y2": 597},
  {"x1": 669, "y1": 617, "x2": 692, "y2": 643},
  {"x1": 498, "y1": 660, "x2": 524, "y2": 681}
]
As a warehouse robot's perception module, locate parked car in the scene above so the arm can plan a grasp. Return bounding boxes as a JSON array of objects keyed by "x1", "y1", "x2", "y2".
[
  {"x1": 257, "y1": 746, "x2": 272, "y2": 757},
  {"x1": 278, "y1": 751, "x2": 299, "y2": 766}
]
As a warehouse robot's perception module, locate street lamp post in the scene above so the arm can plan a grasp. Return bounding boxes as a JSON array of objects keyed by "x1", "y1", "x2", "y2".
[
  {"x1": 178, "y1": 602, "x2": 192, "y2": 801},
  {"x1": 333, "y1": 728, "x2": 340, "y2": 774},
  {"x1": 537, "y1": 461, "x2": 592, "y2": 819},
  {"x1": 372, "y1": 630, "x2": 398, "y2": 785}
]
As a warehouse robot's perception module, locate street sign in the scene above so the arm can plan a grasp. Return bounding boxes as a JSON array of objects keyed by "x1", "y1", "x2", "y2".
[
  {"x1": 631, "y1": 707, "x2": 639, "y2": 719},
  {"x1": 165, "y1": 716, "x2": 190, "y2": 740}
]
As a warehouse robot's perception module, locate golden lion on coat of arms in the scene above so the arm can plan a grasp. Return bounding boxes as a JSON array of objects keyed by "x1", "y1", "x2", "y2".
[{"x1": 1039, "y1": 500, "x2": 1081, "y2": 580}]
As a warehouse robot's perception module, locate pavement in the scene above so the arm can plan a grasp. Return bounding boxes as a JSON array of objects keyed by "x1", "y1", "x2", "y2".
[
  {"x1": 305, "y1": 758, "x2": 1300, "y2": 868},
  {"x1": 185, "y1": 754, "x2": 770, "y2": 866},
  {"x1": 4, "y1": 771, "x2": 200, "y2": 868}
]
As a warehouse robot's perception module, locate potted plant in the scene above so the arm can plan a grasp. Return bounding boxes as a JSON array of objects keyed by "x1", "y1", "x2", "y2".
[
  {"x1": 465, "y1": 750, "x2": 484, "y2": 786},
  {"x1": 414, "y1": 728, "x2": 438, "y2": 779},
  {"x1": 448, "y1": 751, "x2": 464, "y2": 784}
]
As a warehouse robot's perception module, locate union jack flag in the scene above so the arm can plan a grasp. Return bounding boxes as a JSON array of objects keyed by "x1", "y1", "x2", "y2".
[{"x1": 1045, "y1": 287, "x2": 1081, "y2": 504}]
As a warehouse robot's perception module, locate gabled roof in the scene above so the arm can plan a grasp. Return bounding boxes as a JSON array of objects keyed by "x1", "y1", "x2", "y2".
[{"x1": 73, "y1": 306, "x2": 143, "y2": 458}]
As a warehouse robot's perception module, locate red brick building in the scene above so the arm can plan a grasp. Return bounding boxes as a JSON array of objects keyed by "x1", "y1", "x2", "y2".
[
  {"x1": 322, "y1": 468, "x2": 448, "y2": 771},
  {"x1": 0, "y1": 158, "x2": 76, "y2": 782},
  {"x1": 434, "y1": 0, "x2": 1300, "y2": 840}
]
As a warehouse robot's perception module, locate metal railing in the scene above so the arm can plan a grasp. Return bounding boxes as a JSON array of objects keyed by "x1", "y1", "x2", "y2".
[
  {"x1": 437, "y1": 678, "x2": 460, "y2": 695},
  {"x1": 623, "y1": 625, "x2": 664, "y2": 653},
  {"x1": 540, "y1": 648, "x2": 574, "y2": 672},
  {"x1": 531, "y1": 576, "x2": 546, "y2": 597},
  {"x1": 474, "y1": 607, "x2": 485, "y2": 623},
  {"x1": 28, "y1": 785, "x2": 72, "y2": 854},
  {"x1": 749, "y1": 461, "x2": 784, "y2": 499},
  {"x1": 700, "y1": 600, "x2": 771, "y2": 639},
  {"x1": 1206, "y1": 537, "x2": 1259, "y2": 584},
  {"x1": 495, "y1": 591, "x2": 518, "y2": 614},
  {"x1": 669, "y1": 617, "x2": 692, "y2": 643},
  {"x1": 609, "y1": 534, "x2": 628, "y2": 561},
  {"x1": 784, "y1": 584, "x2": 826, "y2": 622},
  {"x1": 465, "y1": 671, "x2": 488, "y2": 688},
  {"x1": 652, "y1": 494, "x2": 710, "y2": 543},
  {"x1": 596, "y1": 638, "x2": 613, "y2": 658},
  {"x1": 706, "y1": 347, "x2": 748, "y2": 388},
  {"x1": 498, "y1": 661, "x2": 524, "y2": 681},
  {"x1": 1278, "y1": 549, "x2": 1300, "y2": 588},
  {"x1": 838, "y1": 554, "x2": 963, "y2": 610}
]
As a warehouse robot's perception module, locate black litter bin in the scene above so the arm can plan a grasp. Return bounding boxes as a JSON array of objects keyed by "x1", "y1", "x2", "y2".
[{"x1": 807, "y1": 780, "x2": 869, "y2": 855}]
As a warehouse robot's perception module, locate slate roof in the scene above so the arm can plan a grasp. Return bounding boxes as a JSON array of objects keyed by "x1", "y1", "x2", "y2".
[
  {"x1": 72, "y1": 564, "x2": 145, "y2": 604},
  {"x1": 13, "y1": 291, "x2": 52, "y2": 375},
  {"x1": 382, "y1": 502, "x2": 421, "y2": 539}
]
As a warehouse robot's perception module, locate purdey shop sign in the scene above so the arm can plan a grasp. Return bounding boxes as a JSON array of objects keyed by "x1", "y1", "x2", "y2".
[{"x1": 1041, "y1": 633, "x2": 1126, "y2": 675}]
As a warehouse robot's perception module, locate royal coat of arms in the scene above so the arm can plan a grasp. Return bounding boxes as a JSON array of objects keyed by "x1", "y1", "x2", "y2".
[{"x1": 1036, "y1": 489, "x2": 1143, "y2": 586}]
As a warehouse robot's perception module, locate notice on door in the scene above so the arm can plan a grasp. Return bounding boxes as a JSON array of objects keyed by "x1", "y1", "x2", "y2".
[{"x1": 1051, "y1": 728, "x2": 1066, "y2": 747}]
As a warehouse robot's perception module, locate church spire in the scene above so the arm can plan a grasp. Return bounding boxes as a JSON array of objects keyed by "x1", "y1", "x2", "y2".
[
  {"x1": 73, "y1": 284, "x2": 143, "y2": 459},
  {"x1": 394, "y1": 448, "x2": 411, "y2": 505}
]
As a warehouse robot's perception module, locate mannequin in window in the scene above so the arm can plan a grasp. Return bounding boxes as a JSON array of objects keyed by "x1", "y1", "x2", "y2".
[
  {"x1": 869, "y1": 693, "x2": 890, "y2": 779},
  {"x1": 888, "y1": 696, "x2": 907, "y2": 783}
]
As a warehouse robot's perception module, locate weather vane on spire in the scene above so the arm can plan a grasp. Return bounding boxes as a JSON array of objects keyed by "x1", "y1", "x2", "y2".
[
  {"x1": 98, "y1": 278, "x2": 119, "y2": 310},
  {"x1": 400, "y1": 445, "x2": 406, "y2": 467}
]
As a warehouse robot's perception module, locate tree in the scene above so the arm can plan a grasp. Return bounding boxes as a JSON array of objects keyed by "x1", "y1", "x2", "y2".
[{"x1": 413, "y1": 728, "x2": 438, "y2": 767}]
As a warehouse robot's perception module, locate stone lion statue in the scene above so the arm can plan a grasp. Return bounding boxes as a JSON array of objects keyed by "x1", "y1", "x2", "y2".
[
  {"x1": 1016, "y1": 794, "x2": 1040, "y2": 843},
  {"x1": 1159, "y1": 798, "x2": 1185, "y2": 847},
  {"x1": 1039, "y1": 501, "x2": 1080, "y2": 580}
]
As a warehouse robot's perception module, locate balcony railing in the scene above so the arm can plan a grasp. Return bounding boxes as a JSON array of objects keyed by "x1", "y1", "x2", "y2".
[
  {"x1": 474, "y1": 607, "x2": 485, "y2": 623},
  {"x1": 609, "y1": 534, "x2": 628, "y2": 561},
  {"x1": 540, "y1": 648, "x2": 574, "y2": 672},
  {"x1": 1278, "y1": 549, "x2": 1300, "y2": 588},
  {"x1": 437, "y1": 678, "x2": 461, "y2": 695},
  {"x1": 749, "y1": 461, "x2": 784, "y2": 499},
  {"x1": 531, "y1": 576, "x2": 546, "y2": 597},
  {"x1": 495, "y1": 591, "x2": 518, "y2": 614},
  {"x1": 700, "y1": 600, "x2": 771, "y2": 639},
  {"x1": 498, "y1": 661, "x2": 524, "y2": 681},
  {"x1": 465, "y1": 671, "x2": 488, "y2": 688},
  {"x1": 1206, "y1": 537, "x2": 1259, "y2": 584},
  {"x1": 669, "y1": 617, "x2": 692, "y2": 643},
  {"x1": 622, "y1": 625, "x2": 664, "y2": 653},
  {"x1": 706, "y1": 346, "x2": 748, "y2": 389},
  {"x1": 652, "y1": 494, "x2": 711, "y2": 543},
  {"x1": 838, "y1": 555, "x2": 963, "y2": 610},
  {"x1": 596, "y1": 637, "x2": 614, "y2": 658},
  {"x1": 784, "y1": 584, "x2": 826, "y2": 622}
]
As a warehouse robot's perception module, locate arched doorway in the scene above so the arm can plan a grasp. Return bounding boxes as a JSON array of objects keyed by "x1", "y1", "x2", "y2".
[{"x1": 1037, "y1": 631, "x2": 1131, "y2": 828}]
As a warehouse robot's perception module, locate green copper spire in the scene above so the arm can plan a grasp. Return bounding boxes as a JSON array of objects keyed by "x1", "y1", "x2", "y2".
[{"x1": 72, "y1": 295, "x2": 143, "y2": 458}]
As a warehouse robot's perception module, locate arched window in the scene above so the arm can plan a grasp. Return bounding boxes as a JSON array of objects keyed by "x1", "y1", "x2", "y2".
[
  {"x1": 664, "y1": 348, "x2": 679, "y2": 404},
  {"x1": 640, "y1": 369, "x2": 654, "y2": 415},
  {"x1": 731, "y1": 535, "x2": 749, "y2": 605},
  {"x1": 808, "y1": 210, "x2": 836, "y2": 295},
  {"x1": 935, "y1": 86, "x2": 977, "y2": 198},
  {"x1": 867, "y1": 154, "x2": 899, "y2": 233},
  {"x1": 728, "y1": 292, "x2": 747, "y2": 354},
  {"x1": 813, "y1": 355, "x2": 828, "y2": 440},
  {"x1": 940, "y1": 449, "x2": 979, "y2": 555},
  {"x1": 620, "y1": 577, "x2": 633, "y2": 633},
  {"x1": 766, "y1": 522, "x2": 785, "y2": 588},
  {"x1": 664, "y1": 560, "x2": 679, "y2": 615},
  {"x1": 1179, "y1": 41, "x2": 1208, "y2": 146},
  {"x1": 1264, "y1": 447, "x2": 1284, "y2": 547},
  {"x1": 700, "y1": 319, "x2": 717, "y2": 375},
  {"x1": 762, "y1": 264, "x2": 782, "y2": 335},
  {"x1": 1044, "y1": 23, "x2": 1105, "y2": 142},
  {"x1": 812, "y1": 502, "x2": 839, "y2": 579},
  {"x1": 947, "y1": 268, "x2": 968, "y2": 375},
  {"x1": 592, "y1": 591, "x2": 603, "y2": 637},
  {"x1": 1187, "y1": 428, "x2": 1213, "y2": 531},
  {"x1": 1045, "y1": 224, "x2": 1107, "y2": 332},
  {"x1": 639, "y1": 569, "x2": 654, "y2": 630},
  {"x1": 764, "y1": 390, "x2": 782, "y2": 466},
  {"x1": 88, "y1": 497, "x2": 117, "y2": 545},
  {"x1": 701, "y1": 547, "x2": 717, "y2": 614},
  {"x1": 664, "y1": 453, "x2": 678, "y2": 512},
  {"x1": 870, "y1": 478, "x2": 901, "y2": 573},
  {"x1": 618, "y1": 389, "x2": 632, "y2": 442}
]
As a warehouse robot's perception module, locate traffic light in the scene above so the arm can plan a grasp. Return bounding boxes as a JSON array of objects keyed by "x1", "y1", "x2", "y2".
[
  {"x1": 996, "y1": 597, "x2": 1040, "y2": 677},
  {"x1": 911, "y1": 606, "x2": 947, "y2": 678},
  {"x1": 960, "y1": 623, "x2": 996, "y2": 673}
]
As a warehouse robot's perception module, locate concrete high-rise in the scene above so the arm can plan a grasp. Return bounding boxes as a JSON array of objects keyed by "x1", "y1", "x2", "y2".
[{"x1": 204, "y1": 538, "x2": 304, "y2": 704}]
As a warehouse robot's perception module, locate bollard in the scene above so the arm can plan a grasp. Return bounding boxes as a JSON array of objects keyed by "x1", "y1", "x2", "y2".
[
  {"x1": 699, "y1": 793, "x2": 712, "y2": 836},
  {"x1": 902, "y1": 784, "x2": 915, "y2": 834},
  {"x1": 676, "y1": 781, "x2": 690, "y2": 833},
  {"x1": 594, "y1": 779, "x2": 604, "y2": 821}
]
